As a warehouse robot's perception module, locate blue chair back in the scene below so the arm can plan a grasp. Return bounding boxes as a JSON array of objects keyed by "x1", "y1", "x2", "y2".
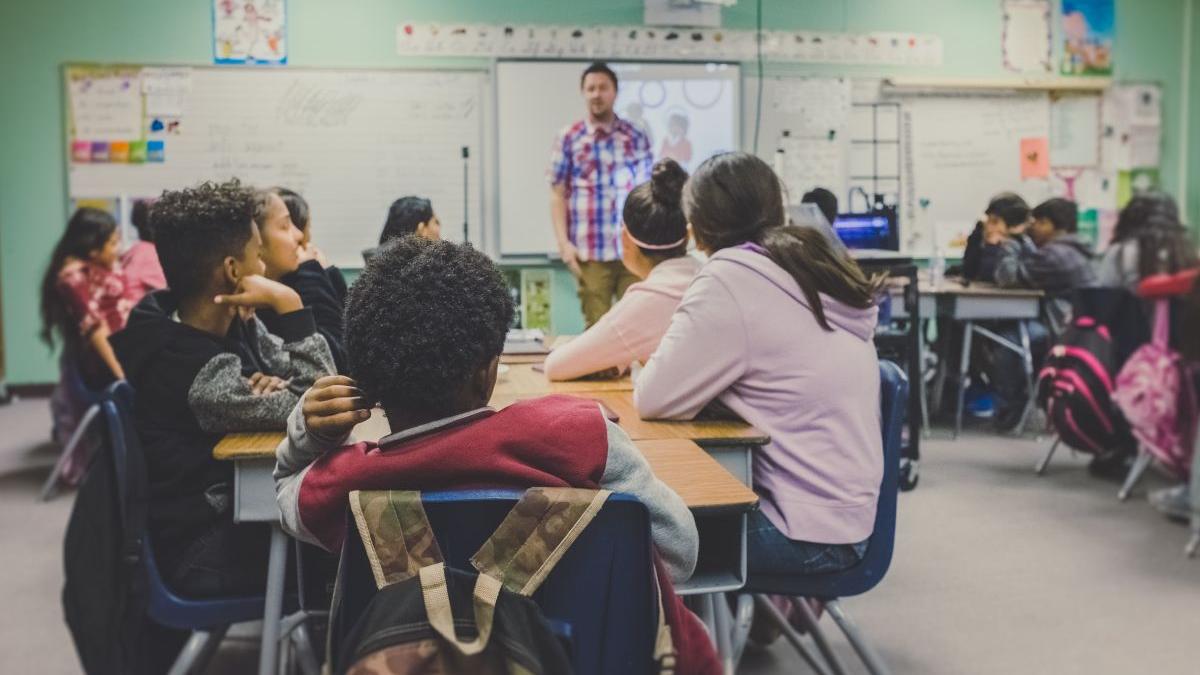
[
  {"x1": 745, "y1": 359, "x2": 908, "y2": 598},
  {"x1": 332, "y1": 490, "x2": 658, "y2": 675},
  {"x1": 99, "y1": 381, "x2": 265, "y2": 630}
]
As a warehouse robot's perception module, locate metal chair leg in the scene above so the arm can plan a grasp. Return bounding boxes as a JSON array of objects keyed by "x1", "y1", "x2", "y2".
[
  {"x1": 791, "y1": 597, "x2": 848, "y2": 675},
  {"x1": 1014, "y1": 320, "x2": 1036, "y2": 435},
  {"x1": 1118, "y1": 450, "x2": 1153, "y2": 501},
  {"x1": 954, "y1": 322, "x2": 974, "y2": 439},
  {"x1": 1186, "y1": 533, "x2": 1200, "y2": 559},
  {"x1": 167, "y1": 625, "x2": 227, "y2": 675},
  {"x1": 728, "y1": 593, "x2": 755, "y2": 669},
  {"x1": 917, "y1": 319, "x2": 931, "y2": 438},
  {"x1": 40, "y1": 403, "x2": 101, "y2": 501},
  {"x1": 711, "y1": 593, "x2": 734, "y2": 675},
  {"x1": 753, "y1": 595, "x2": 831, "y2": 675},
  {"x1": 826, "y1": 599, "x2": 891, "y2": 675},
  {"x1": 1036, "y1": 437, "x2": 1061, "y2": 475}
]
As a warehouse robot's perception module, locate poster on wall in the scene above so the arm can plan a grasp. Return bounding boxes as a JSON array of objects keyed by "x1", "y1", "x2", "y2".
[
  {"x1": 1060, "y1": 0, "x2": 1113, "y2": 75},
  {"x1": 213, "y1": 0, "x2": 287, "y2": 65},
  {"x1": 1001, "y1": 0, "x2": 1052, "y2": 73}
]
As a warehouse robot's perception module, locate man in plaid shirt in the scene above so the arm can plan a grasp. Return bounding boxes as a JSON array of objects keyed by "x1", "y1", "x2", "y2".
[{"x1": 548, "y1": 62, "x2": 653, "y2": 327}]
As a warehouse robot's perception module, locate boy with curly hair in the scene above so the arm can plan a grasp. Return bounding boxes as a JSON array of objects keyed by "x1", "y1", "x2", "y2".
[
  {"x1": 274, "y1": 236, "x2": 720, "y2": 674},
  {"x1": 110, "y1": 179, "x2": 335, "y2": 598}
]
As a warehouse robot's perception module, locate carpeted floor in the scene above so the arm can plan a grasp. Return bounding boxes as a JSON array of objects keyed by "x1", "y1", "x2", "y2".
[{"x1": 1, "y1": 396, "x2": 1196, "y2": 674}]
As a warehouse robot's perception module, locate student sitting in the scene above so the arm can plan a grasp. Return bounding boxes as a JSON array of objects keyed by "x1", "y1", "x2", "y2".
[
  {"x1": 1096, "y1": 192, "x2": 1197, "y2": 289},
  {"x1": 41, "y1": 208, "x2": 137, "y2": 447},
  {"x1": 109, "y1": 179, "x2": 335, "y2": 600},
  {"x1": 995, "y1": 198, "x2": 1097, "y2": 294},
  {"x1": 256, "y1": 187, "x2": 349, "y2": 373},
  {"x1": 544, "y1": 159, "x2": 699, "y2": 381},
  {"x1": 801, "y1": 186, "x2": 839, "y2": 226},
  {"x1": 362, "y1": 195, "x2": 441, "y2": 262},
  {"x1": 960, "y1": 193, "x2": 1031, "y2": 282},
  {"x1": 635, "y1": 152, "x2": 884, "y2": 580},
  {"x1": 120, "y1": 198, "x2": 167, "y2": 303},
  {"x1": 273, "y1": 236, "x2": 719, "y2": 674}
]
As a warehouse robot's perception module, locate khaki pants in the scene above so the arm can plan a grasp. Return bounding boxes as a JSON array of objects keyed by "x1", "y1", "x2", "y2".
[{"x1": 576, "y1": 260, "x2": 639, "y2": 327}]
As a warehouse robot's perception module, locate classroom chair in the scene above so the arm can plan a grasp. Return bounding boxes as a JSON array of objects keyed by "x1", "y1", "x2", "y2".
[
  {"x1": 101, "y1": 381, "x2": 318, "y2": 675},
  {"x1": 329, "y1": 489, "x2": 658, "y2": 675},
  {"x1": 40, "y1": 353, "x2": 103, "y2": 501},
  {"x1": 734, "y1": 359, "x2": 907, "y2": 675}
]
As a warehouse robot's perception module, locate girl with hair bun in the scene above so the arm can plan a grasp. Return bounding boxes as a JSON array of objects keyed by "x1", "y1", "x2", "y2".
[{"x1": 544, "y1": 158, "x2": 701, "y2": 380}]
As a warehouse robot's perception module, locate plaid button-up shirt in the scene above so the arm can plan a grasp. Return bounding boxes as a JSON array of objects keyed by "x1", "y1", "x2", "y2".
[{"x1": 547, "y1": 116, "x2": 653, "y2": 262}]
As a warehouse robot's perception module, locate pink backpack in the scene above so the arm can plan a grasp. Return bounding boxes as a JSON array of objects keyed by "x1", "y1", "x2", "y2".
[{"x1": 1112, "y1": 299, "x2": 1199, "y2": 478}]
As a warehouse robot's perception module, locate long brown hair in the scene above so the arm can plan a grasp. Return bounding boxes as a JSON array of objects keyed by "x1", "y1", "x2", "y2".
[{"x1": 683, "y1": 152, "x2": 883, "y2": 331}]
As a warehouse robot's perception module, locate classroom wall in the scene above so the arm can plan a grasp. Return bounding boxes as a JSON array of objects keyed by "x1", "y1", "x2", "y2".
[
  {"x1": 1190, "y1": 0, "x2": 1200, "y2": 228},
  {"x1": 0, "y1": 0, "x2": 1191, "y2": 385}
]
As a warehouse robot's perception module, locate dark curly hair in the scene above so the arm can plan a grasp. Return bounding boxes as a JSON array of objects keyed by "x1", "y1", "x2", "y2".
[
  {"x1": 345, "y1": 237, "x2": 514, "y2": 415},
  {"x1": 153, "y1": 179, "x2": 256, "y2": 299}
]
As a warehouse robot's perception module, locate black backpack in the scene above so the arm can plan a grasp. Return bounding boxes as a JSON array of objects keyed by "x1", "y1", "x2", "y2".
[
  {"x1": 329, "y1": 488, "x2": 674, "y2": 675},
  {"x1": 1036, "y1": 315, "x2": 1135, "y2": 455},
  {"x1": 62, "y1": 384, "x2": 151, "y2": 674}
]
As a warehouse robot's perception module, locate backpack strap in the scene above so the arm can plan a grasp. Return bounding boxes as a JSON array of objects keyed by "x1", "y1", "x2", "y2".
[
  {"x1": 419, "y1": 562, "x2": 503, "y2": 656},
  {"x1": 348, "y1": 490, "x2": 444, "y2": 589},
  {"x1": 1152, "y1": 298, "x2": 1170, "y2": 346},
  {"x1": 470, "y1": 487, "x2": 611, "y2": 596}
]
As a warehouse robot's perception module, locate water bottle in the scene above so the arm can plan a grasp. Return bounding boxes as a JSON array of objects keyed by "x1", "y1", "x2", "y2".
[{"x1": 929, "y1": 246, "x2": 946, "y2": 288}]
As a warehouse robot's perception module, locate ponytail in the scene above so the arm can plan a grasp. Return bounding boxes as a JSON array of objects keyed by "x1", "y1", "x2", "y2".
[{"x1": 758, "y1": 225, "x2": 883, "y2": 331}]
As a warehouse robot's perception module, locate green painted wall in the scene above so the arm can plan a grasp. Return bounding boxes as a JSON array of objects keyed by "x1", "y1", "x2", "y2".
[{"x1": 0, "y1": 0, "x2": 1193, "y2": 384}]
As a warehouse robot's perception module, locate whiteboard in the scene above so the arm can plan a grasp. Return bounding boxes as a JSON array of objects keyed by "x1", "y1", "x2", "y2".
[
  {"x1": 66, "y1": 66, "x2": 487, "y2": 267},
  {"x1": 899, "y1": 93, "x2": 1052, "y2": 256},
  {"x1": 495, "y1": 60, "x2": 740, "y2": 257}
]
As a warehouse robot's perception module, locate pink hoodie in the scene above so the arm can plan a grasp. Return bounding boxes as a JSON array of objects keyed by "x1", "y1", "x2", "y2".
[
  {"x1": 635, "y1": 246, "x2": 882, "y2": 544},
  {"x1": 544, "y1": 256, "x2": 701, "y2": 381}
]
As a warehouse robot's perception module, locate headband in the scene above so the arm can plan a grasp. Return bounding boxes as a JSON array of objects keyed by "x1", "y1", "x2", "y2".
[{"x1": 626, "y1": 230, "x2": 687, "y2": 251}]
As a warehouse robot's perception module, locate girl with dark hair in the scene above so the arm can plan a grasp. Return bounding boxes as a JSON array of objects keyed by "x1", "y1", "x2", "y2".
[
  {"x1": 544, "y1": 159, "x2": 699, "y2": 380},
  {"x1": 362, "y1": 196, "x2": 440, "y2": 263},
  {"x1": 636, "y1": 152, "x2": 885, "y2": 579},
  {"x1": 40, "y1": 207, "x2": 134, "y2": 383},
  {"x1": 256, "y1": 188, "x2": 350, "y2": 372},
  {"x1": 1097, "y1": 192, "x2": 1197, "y2": 288},
  {"x1": 41, "y1": 207, "x2": 137, "y2": 448},
  {"x1": 121, "y1": 198, "x2": 167, "y2": 301}
]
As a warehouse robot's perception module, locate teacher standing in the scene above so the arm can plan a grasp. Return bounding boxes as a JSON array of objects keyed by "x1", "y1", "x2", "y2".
[{"x1": 548, "y1": 62, "x2": 654, "y2": 327}]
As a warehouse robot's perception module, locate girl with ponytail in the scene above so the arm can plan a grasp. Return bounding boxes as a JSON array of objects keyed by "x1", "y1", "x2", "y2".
[
  {"x1": 544, "y1": 158, "x2": 701, "y2": 380},
  {"x1": 636, "y1": 151, "x2": 886, "y2": 580}
]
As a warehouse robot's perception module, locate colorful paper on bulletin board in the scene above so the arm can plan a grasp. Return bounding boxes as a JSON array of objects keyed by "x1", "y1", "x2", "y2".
[
  {"x1": 1116, "y1": 168, "x2": 1159, "y2": 208},
  {"x1": 70, "y1": 197, "x2": 121, "y2": 220},
  {"x1": 1060, "y1": 0, "x2": 1114, "y2": 76},
  {"x1": 213, "y1": 0, "x2": 287, "y2": 65},
  {"x1": 1002, "y1": 0, "x2": 1052, "y2": 72},
  {"x1": 1020, "y1": 137, "x2": 1050, "y2": 179},
  {"x1": 67, "y1": 66, "x2": 143, "y2": 144}
]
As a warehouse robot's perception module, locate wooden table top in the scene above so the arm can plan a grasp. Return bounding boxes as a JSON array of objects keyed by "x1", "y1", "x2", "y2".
[
  {"x1": 494, "y1": 363, "x2": 633, "y2": 396},
  {"x1": 637, "y1": 439, "x2": 758, "y2": 511},
  {"x1": 214, "y1": 423, "x2": 755, "y2": 511},
  {"x1": 488, "y1": 390, "x2": 769, "y2": 446}
]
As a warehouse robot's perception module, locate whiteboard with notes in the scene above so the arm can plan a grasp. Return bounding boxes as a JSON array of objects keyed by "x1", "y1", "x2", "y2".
[{"x1": 65, "y1": 65, "x2": 488, "y2": 267}]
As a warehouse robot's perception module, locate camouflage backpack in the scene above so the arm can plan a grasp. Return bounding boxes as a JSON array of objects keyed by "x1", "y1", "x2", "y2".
[{"x1": 327, "y1": 488, "x2": 675, "y2": 675}]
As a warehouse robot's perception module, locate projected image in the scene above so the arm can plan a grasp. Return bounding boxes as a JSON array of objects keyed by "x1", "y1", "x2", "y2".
[{"x1": 613, "y1": 64, "x2": 737, "y2": 173}]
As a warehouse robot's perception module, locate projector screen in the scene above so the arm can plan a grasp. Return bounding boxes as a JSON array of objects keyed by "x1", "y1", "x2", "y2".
[{"x1": 496, "y1": 60, "x2": 740, "y2": 256}]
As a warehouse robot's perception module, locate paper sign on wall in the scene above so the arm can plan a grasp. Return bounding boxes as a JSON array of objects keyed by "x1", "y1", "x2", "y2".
[
  {"x1": 68, "y1": 70, "x2": 143, "y2": 143},
  {"x1": 213, "y1": 0, "x2": 287, "y2": 65},
  {"x1": 1002, "y1": 0, "x2": 1052, "y2": 72},
  {"x1": 1020, "y1": 137, "x2": 1050, "y2": 178}
]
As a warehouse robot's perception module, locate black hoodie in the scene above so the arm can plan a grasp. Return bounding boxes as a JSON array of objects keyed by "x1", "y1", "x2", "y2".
[{"x1": 110, "y1": 289, "x2": 335, "y2": 569}]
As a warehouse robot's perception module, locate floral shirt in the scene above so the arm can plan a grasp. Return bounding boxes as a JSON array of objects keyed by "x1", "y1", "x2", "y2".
[{"x1": 57, "y1": 260, "x2": 137, "y2": 339}]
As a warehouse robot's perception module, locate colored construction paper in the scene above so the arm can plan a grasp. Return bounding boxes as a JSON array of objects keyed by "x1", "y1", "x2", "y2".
[
  {"x1": 108, "y1": 141, "x2": 130, "y2": 163},
  {"x1": 1020, "y1": 137, "x2": 1050, "y2": 179}
]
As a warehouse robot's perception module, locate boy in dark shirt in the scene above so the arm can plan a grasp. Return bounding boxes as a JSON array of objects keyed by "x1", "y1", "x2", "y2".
[{"x1": 110, "y1": 179, "x2": 335, "y2": 598}]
